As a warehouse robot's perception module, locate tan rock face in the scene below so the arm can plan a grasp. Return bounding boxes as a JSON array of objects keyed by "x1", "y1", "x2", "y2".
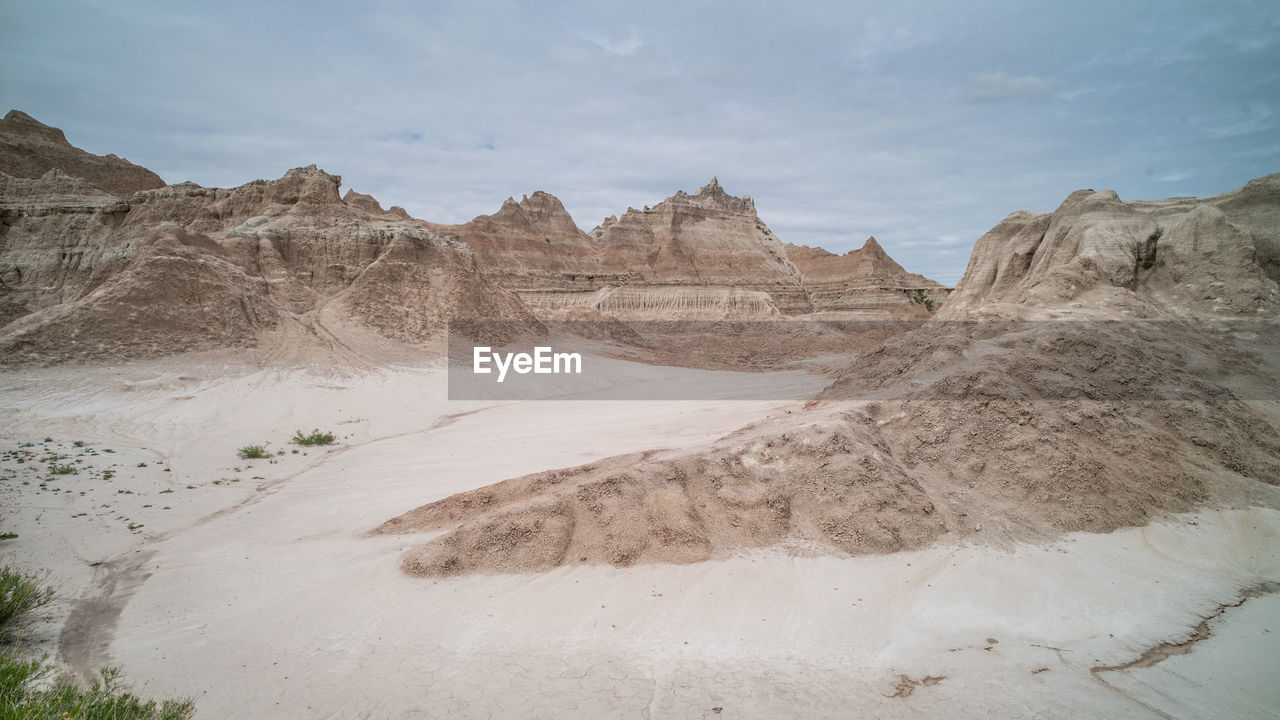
[
  {"x1": 377, "y1": 173, "x2": 1280, "y2": 578},
  {"x1": 786, "y1": 237, "x2": 950, "y2": 318},
  {"x1": 0, "y1": 110, "x2": 166, "y2": 197},
  {"x1": 592, "y1": 178, "x2": 804, "y2": 306},
  {"x1": 0, "y1": 133, "x2": 537, "y2": 364},
  {"x1": 942, "y1": 176, "x2": 1280, "y2": 318},
  {"x1": 425, "y1": 191, "x2": 621, "y2": 292},
  {"x1": 440, "y1": 178, "x2": 945, "y2": 319}
]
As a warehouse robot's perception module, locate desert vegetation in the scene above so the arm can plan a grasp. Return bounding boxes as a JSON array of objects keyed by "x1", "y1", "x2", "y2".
[
  {"x1": 0, "y1": 564, "x2": 194, "y2": 718},
  {"x1": 236, "y1": 443, "x2": 270, "y2": 459},
  {"x1": 0, "y1": 567, "x2": 53, "y2": 643},
  {"x1": 291, "y1": 429, "x2": 335, "y2": 447}
]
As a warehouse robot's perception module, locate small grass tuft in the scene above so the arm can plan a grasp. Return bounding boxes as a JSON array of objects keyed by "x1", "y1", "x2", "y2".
[
  {"x1": 236, "y1": 444, "x2": 270, "y2": 459},
  {"x1": 291, "y1": 429, "x2": 335, "y2": 446},
  {"x1": 48, "y1": 464, "x2": 76, "y2": 475}
]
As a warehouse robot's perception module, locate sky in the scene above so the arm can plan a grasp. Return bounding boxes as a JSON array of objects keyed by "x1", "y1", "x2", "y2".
[{"x1": 2, "y1": 0, "x2": 1279, "y2": 285}]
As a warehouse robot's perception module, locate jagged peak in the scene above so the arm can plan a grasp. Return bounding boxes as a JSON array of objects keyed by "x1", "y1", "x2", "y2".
[
  {"x1": 342, "y1": 189, "x2": 385, "y2": 213},
  {"x1": 654, "y1": 177, "x2": 756, "y2": 216},
  {"x1": 1, "y1": 109, "x2": 69, "y2": 144},
  {"x1": 477, "y1": 189, "x2": 582, "y2": 236},
  {"x1": 282, "y1": 164, "x2": 341, "y2": 184}
]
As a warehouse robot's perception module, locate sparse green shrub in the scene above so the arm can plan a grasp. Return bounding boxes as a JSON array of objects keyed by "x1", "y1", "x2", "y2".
[
  {"x1": 291, "y1": 429, "x2": 335, "y2": 446},
  {"x1": 909, "y1": 291, "x2": 936, "y2": 313},
  {"x1": 0, "y1": 566, "x2": 55, "y2": 642},
  {"x1": 0, "y1": 652, "x2": 195, "y2": 719},
  {"x1": 48, "y1": 464, "x2": 76, "y2": 475},
  {"x1": 236, "y1": 444, "x2": 270, "y2": 460}
]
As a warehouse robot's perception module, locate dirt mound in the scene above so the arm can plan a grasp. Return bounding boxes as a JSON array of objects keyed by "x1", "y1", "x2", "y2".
[
  {"x1": 373, "y1": 416, "x2": 947, "y2": 577},
  {"x1": 377, "y1": 313, "x2": 1279, "y2": 577},
  {"x1": 0, "y1": 110, "x2": 165, "y2": 196},
  {"x1": 377, "y1": 174, "x2": 1280, "y2": 577},
  {"x1": 827, "y1": 320, "x2": 1278, "y2": 518}
]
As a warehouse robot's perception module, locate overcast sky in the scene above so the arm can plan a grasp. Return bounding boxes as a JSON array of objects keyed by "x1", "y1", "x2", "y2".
[{"x1": 3, "y1": 1, "x2": 1278, "y2": 284}]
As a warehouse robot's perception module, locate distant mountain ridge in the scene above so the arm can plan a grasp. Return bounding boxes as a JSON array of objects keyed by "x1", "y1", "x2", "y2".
[
  {"x1": 0, "y1": 109, "x2": 957, "y2": 363},
  {"x1": 446, "y1": 176, "x2": 947, "y2": 319},
  {"x1": 0, "y1": 110, "x2": 166, "y2": 197}
]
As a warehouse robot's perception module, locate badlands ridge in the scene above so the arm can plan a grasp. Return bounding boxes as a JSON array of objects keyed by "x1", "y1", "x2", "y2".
[
  {"x1": 2, "y1": 109, "x2": 1277, "y2": 576},
  {"x1": 3, "y1": 109, "x2": 1279, "y2": 718}
]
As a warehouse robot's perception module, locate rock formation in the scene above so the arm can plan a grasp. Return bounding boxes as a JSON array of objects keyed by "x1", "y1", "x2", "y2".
[
  {"x1": 437, "y1": 178, "x2": 946, "y2": 319},
  {"x1": 424, "y1": 191, "x2": 624, "y2": 293},
  {"x1": 942, "y1": 175, "x2": 1280, "y2": 318},
  {"x1": 0, "y1": 135, "x2": 537, "y2": 364},
  {"x1": 380, "y1": 174, "x2": 1280, "y2": 577},
  {"x1": 786, "y1": 236, "x2": 949, "y2": 318},
  {"x1": 587, "y1": 178, "x2": 807, "y2": 311},
  {"x1": 0, "y1": 110, "x2": 166, "y2": 197}
]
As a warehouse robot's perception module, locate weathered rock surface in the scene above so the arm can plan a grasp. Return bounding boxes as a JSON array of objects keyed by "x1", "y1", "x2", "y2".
[
  {"x1": 440, "y1": 178, "x2": 945, "y2": 319},
  {"x1": 786, "y1": 236, "x2": 949, "y2": 318},
  {"x1": 589, "y1": 178, "x2": 804, "y2": 304},
  {"x1": 1, "y1": 157, "x2": 536, "y2": 364},
  {"x1": 0, "y1": 110, "x2": 166, "y2": 197},
  {"x1": 425, "y1": 191, "x2": 623, "y2": 293},
  {"x1": 942, "y1": 176, "x2": 1280, "y2": 318},
  {"x1": 375, "y1": 413, "x2": 948, "y2": 576},
  {"x1": 380, "y1": 173, "x2": 1280, "y2": 577}
]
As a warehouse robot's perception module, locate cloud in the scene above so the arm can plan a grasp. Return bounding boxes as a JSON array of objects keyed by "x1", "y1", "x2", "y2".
[
  {"x1": 2, "y1": 0, "x2": 1277, "y2": 287},
  {"x1": 965, "y1": 72, "x2": 1049, "y2": 101},
  {"x1": 578, "y1": 26, "x2": 643, "y2": 56}
]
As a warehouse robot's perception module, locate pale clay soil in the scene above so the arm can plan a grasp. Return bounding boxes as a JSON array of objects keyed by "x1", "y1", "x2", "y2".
[{"x1": 1, "y1": 357, "x2": 1278, "y2": 719}]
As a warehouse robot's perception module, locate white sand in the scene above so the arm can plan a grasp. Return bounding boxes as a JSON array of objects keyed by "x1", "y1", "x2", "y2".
[{"x1": 2, "y1": 359, "x2": 1278, "y2": 719}]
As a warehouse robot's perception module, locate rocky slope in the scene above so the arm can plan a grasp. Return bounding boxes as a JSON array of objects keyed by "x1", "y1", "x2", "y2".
[
  {"x1": 942, "y1": 175, "x2": 1280, "y2": 319},
  {"x1": 0, "y1": 110, "x2": 165, "y2": 197},
  {"x1": 786, "y1": 236, "x2": 950, "y2": 317},
  {"x1": 0, "y1": 159, "x2": 536, "y2": 365},
  {"x1": 425, "y1": 191, "x2": 626, "y2": 293},
  {"x1": 586, "y1": 178, "x2": 810, "y2": 312},
  {"x1": 380, "y1": 175, "x2": 1280, "y2": 577},
  {"x1": 442, "y1": 178, "x2": 946, "y2": 319}
]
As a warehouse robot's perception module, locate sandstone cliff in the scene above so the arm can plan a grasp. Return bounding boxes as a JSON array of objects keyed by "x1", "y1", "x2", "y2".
[{"x1": 0, "y1": 110, "x2": 166, "y2": 197}]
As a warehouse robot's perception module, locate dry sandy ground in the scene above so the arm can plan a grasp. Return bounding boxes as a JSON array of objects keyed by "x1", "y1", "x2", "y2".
[{"x1": 1, "y1": 357, "x2": 1278, "y2": 719}]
